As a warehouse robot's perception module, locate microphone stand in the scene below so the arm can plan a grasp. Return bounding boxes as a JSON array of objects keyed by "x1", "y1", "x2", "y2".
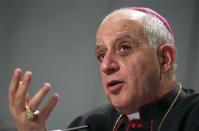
[{"x1": 51, "y1": 125, "x2": 89, "y2": 131}]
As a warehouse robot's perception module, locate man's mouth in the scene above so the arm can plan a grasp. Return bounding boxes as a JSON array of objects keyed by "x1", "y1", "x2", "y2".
[{"x1": 106, "y1": 80, "x2": 124, "y2": 94}]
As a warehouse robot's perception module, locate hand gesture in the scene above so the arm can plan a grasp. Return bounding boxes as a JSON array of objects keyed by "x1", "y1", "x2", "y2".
[{"x1": 8, "y1": 68, "x2": 60, "y2": 131}]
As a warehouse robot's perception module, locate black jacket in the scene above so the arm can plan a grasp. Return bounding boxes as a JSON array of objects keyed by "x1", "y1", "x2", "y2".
[{"x1": 67, "y1": 87, "x2": 199, "y2": 131}]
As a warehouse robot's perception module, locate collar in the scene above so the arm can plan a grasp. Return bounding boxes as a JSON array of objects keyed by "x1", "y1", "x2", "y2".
[{"x1": 127, "y1": 112, "x2": 140, "y2": 120}]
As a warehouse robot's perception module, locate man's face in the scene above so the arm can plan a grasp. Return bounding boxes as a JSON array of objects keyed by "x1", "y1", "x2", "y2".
[{"x1": 96, "y1": 12, "x2": 161, "y2": 114}]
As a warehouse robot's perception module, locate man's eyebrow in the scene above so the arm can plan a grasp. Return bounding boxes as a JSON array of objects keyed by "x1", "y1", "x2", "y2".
[{"x1": 95, "y1": 44, "x2": 103, "y2": 51}]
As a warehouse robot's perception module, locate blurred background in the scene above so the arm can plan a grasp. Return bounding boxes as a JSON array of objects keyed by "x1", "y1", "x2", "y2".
[{"x1": 0, "y1": 0, "x2": 198, "y2": 130}]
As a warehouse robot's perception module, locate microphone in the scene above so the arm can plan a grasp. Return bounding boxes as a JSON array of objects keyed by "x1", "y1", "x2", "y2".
[
  {"x1": 51, "y1": 114, "x2": 109, "y2": 131},
  {"x1": 50, "y1": 125, "x2": 88, "y2": 131}
]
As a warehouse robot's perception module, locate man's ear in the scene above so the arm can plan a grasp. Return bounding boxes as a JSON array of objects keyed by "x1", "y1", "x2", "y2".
[{"x1": 157, "y1": 44, "x2": 176, "y2": 73}]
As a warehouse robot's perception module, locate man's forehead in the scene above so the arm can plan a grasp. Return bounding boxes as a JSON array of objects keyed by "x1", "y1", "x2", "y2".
[
  {"x1": 101, "y1": 9, "x2": 146, "y2": 25},
  {"x1": 96, "y1": 20, "x2": 145, "y2": 45},
  {"x1": 96, "y1": 9, "x2": 146, "y2": 40},
  {"x1": 96, "y1": 31, "x2": 134, "y2": 46},
  {"x1": 96, "y1": 9, "x2": 147, "y2": 46}
]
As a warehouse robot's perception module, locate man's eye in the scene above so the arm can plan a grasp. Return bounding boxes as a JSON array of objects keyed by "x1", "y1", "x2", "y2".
[
  {"x1": 119, "y1": 43, "x2": 132, "y2": 55},
  {"x1": 97, "y1": 53, "x2": 105, "y2": 62}
]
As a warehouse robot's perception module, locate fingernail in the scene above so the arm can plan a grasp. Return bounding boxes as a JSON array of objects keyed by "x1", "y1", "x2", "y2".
[
  {"x1": 44, "y1": 83, "x2": 51, "y2": 87},
  {"x1": 14, "y1": 68, "x2": 21, "y2": 77},
  {"x1": 43, "y1": 83, "x2": 51, "y2": 91},
  {"x1": 54, "y1": 93, "x2": 60, "y2": 99},
  {"x1": 24, "y1": 71, "x2": 32, "y2": 81},
  {"x1": 15, "y1": 68, "x2": 21, "y2": 72}
]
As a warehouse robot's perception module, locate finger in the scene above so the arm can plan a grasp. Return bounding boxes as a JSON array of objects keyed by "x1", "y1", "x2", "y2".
[
  {"x1": 25, "y1": 92, "x2": 30, "y2": 107},
  {"x1": 8, "y1": 68, "x2": 22, "y2": 106},
  {"x1": 15, "y1": 71, "x2": 32, "y2": 111},
  {"x1": 29, "y1": 83, "x2": 51, "y2": 111},
  {"x1": 40, "y1": 93, "x2": 60, "y2": 121}
]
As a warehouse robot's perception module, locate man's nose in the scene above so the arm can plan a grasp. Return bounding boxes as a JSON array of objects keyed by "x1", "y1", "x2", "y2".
[{"x1": 101, "y1": 54, "x2": 120, "y2": 75}]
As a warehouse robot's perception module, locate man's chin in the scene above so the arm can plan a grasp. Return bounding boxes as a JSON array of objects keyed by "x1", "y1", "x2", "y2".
[
  {"x1": 111, "y1": 101, "x2": 139, "y2": 114},
  {"x1": 111, "y1": 102, "x2": 129, "y2": 114}
]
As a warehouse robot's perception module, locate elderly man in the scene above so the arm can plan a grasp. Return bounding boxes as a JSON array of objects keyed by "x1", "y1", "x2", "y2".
[{"x1": 8, "y1": 7, "x2": 199, "y2": 131}]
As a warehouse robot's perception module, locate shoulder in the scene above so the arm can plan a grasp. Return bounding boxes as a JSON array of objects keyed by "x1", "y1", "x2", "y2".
[
  {"x1": 180, "y1": 88, "x2": 199, "y2": 109},
  {"x1": 179, "y1": 89, "x2": 199, "y2": 130},
  {"x1": 67, "y1": 103, "x2": 120, "y2": 131},
  {"x1": 164, "y1": 88, "x2": 199, "y2": 131}
]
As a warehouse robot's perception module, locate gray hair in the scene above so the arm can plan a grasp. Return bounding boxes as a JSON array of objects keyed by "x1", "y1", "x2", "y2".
[
  {"x1": 143, "y1": 12, "x2": 177, "y2": 71},
  {"x1": 143, "y1": 12, "x2": 175, "y2": 49}
]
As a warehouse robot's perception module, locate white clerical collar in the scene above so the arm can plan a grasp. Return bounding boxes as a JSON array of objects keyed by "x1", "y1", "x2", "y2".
[{"x1": 127, "y1": 112, "x2": 140, "y2": 120}]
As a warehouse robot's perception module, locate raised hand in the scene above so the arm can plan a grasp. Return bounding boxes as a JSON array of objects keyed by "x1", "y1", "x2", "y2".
[{"x1": 8, "y1": 68, "x2": 60, "y2": 131}]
